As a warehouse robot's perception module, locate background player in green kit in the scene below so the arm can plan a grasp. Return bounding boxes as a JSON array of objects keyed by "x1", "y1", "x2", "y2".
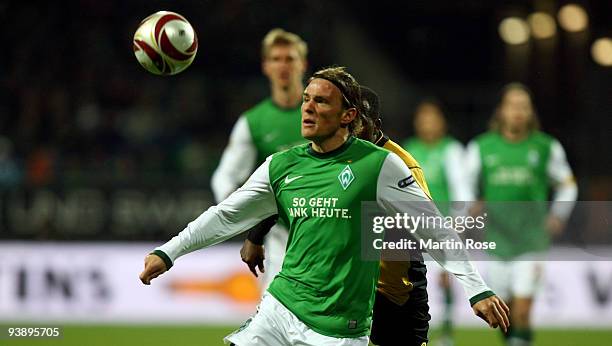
[
  {"x1": 402, "y1": 100, "x2": 470, "y2": 208},
  {"x1": 402, "y1": 100, "x2": 472, "y2": 346},
  {"x1": 465, "y1": 83, "x2": 578, "y2": 346},
  {"x1": 139, "y1": 67, "x2": 509, "y2": 346},
  {"x1": 211, "y1": 28, "x2": 308, "y2": 291}
]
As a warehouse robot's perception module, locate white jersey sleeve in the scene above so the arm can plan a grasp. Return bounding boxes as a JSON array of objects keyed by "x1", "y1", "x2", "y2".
[
  {"x1": 547, "y1": 140, "x2": 578, "y2": 221},
  {"x1": 211, "y1": 116, "x2": 258, "y2": 202},
  {"x1": 158, "y1": 157, "x2": 278, "y2": 263},
  {"x1": 444, "y1": 141, "x2": 474, "y2": 201},
  {"x1": 376, "y1": 153, "x2": 491, "y2": 300}
]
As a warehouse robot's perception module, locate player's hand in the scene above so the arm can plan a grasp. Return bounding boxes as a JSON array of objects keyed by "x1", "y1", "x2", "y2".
[
  {"x1": 139, "y1": 254, "x2": 168, "y2": 285},
  {"x1": 546, "y1": 215, "x2": 565, "y2": 237},
  {"x1": 240, "y1": 239, "x2": 265, "y2": 277},
  {"x1": 472, "y1": 295, "x2": 510, "y2": 333}
]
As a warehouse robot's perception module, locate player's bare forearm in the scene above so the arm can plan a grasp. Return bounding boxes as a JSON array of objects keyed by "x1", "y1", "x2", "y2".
[
  {"x1": 247, "y1": 215, "x2": 278, "y2": 245},
  {"x1": 241, "y1": 215, "x2": 277, "y2": 276},
  {"x1": 472, "y1": 295, "x2": 510, "y2": 332}
]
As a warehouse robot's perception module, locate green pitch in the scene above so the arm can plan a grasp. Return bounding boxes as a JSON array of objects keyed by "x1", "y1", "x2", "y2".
[
  {"x1": 1, "y1": 325, "x2": 611, "y2": 345},
  {"x1": 429, "y1": 328, "x2": 612, "y2": 345}
]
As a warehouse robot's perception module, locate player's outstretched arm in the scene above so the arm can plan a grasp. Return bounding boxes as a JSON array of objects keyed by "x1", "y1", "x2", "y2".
[
  {"x1": 140, "y1": 157, "x2": 278, "y2": 285},
  {"x1": 472, "y1": 295, "x2": 510, "y2": 332},
  {"x1": 376, "y1": 153, "x2": 487, "y2": 290},
  {"x1": 376, "y1": 152, "x2": 509, "y2": 329}
]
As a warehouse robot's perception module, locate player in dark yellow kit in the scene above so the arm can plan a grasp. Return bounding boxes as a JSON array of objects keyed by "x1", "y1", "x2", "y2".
[{"x1": 359, "y1": 86, "x2": 432, "y2": 346}]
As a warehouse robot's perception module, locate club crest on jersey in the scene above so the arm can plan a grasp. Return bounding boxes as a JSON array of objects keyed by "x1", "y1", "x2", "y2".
[
  {"x1": 398, "y1": 176, "x2": 415, "y2": 188},
  {"x1": 338, "y1": 165, "x2": 355, "y2": 190}
]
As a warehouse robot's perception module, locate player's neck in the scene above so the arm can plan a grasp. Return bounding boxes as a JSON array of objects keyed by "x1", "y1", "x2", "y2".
[
  {"x1": 271, "y1": 83, "x2": 303, "y2": 109},
  {"x1": 311, "y1": 130, "x2": 350, "y2": 153},
  {"x1": 501, "y1": 127, "x2": 529, "y2": 142}
]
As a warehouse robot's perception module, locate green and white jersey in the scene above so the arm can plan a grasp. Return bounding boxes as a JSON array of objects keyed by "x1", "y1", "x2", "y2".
[
  {"x1": 466, "y1": 131, "x2": 577, "y2": 258},
  {"x1": 402, "y1": 136, "x2": 472, "y2": 202},
  {"x1": 211, "y1": 98, "x2": 305, "y2": 202},
  {"x1": 158, "y1": 137, "x2": 491, "y2": 338}
]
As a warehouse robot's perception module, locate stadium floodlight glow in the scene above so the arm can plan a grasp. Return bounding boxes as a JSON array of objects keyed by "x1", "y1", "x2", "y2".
[
  {"x1": 528, "y1": 12, "x2": 557, "y2": 39},
  {"x1": 558, "y1": 4, "x2": 589, "y2": 32},
  {"x1": 591, "y1": 38, "x2": 612, "y2": 67},
  {"x1": 499, "y1": 17, "x2": 530, "y2": 45}
]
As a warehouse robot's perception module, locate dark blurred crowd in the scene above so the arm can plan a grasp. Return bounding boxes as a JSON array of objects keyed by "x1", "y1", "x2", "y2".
[
  {"x1": 0, "y1": 1, "x2": 609, "y2": 196},
  {"x1": 0, "y1": 1, "x2": 609, "y2": 241},
  {"x1": 0, "y1": 1, "x2": 333, "y2": 189}
]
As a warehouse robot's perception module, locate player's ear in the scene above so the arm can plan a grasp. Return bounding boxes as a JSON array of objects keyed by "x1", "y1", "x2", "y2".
[
  {"x1": 262, "y1": 59, "x2": 270, "y2": 77},
  {"x1": 340, "y1": 108, "x2": 358, "y2": 126}
]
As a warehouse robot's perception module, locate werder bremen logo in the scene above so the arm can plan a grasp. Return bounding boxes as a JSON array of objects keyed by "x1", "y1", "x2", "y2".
[{"x1": 338, "y1": 165, "x2": 355, "y2": 190}]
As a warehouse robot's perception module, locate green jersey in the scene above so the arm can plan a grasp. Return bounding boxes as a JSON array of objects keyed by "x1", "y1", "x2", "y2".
[
  {"x1": 211, "y1": 98, "x2": 306, "y2": 202},
  {"x1": 402, "y1": 136, "x2": 469, "y2": 204},
  {"x1": 245, "y1": 98, "x2": 306, "y2": 165},
  {"x1": 159, "y1": 137, "x2": 492, "y2": 338},
  {"x1": 467, "y1": 131, "x2": 575, "y2": 258},
  {"x1": 267, "y1": 137, "x2": 384, "y2": 337}
]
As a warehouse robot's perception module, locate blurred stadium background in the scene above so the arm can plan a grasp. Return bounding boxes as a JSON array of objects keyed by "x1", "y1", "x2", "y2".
[{"x1": 0, "y1": 0, "x2": 610, "y2": 345}]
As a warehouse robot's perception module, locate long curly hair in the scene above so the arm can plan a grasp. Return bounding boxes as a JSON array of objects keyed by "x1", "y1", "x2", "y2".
[
  {"x1": 489, "y1": 82, "x2": 540, "y2": 132},
  {"x1": 307, "y1": 66, "x2": 366, "y2": 138}
]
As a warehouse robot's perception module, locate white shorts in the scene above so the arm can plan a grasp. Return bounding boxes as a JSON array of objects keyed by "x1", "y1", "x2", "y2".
[
  {"x1": 224, "y1": 292, "x2": 369, "y2": 346},
  {"x1": 260, "y1": 224, "x2": 289, "y2": 292},
  {"x1": 486, "y1": 253, "x2": 545, "y2": 300}
]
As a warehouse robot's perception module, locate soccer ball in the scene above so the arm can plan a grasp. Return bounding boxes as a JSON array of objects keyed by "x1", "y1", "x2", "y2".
[{"x1": 133, "y1": 11, "x2": 198, "y2": 75}]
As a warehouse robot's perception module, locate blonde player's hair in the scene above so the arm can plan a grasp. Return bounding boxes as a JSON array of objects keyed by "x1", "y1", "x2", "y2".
[
  {"x1": 489, "y1": 82, "x2": 541, "y2": 132},
  {"x1": 261, "y1": 28, "x2": 308, "y2": 60}
]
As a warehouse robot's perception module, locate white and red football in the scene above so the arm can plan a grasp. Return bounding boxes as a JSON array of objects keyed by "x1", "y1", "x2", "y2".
[{"x1": 133, "y1": 11, "x2": 198, "y2": 75}]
